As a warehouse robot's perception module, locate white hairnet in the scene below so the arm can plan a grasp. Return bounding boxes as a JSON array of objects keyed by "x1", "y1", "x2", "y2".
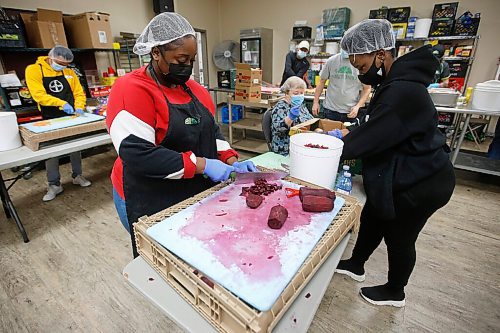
[
  {"x1": 341, "y1": 19, "x2": 395, "y2": 55},
  {"x1": 48, "y1": 45, "x2": 74, "y2": 62},
  {"x1": 281, "y1": 76, "x2": 306, "y2": 93},
  {"x1": 133, "y1": 13, "x2": 196, "y2": 55}
]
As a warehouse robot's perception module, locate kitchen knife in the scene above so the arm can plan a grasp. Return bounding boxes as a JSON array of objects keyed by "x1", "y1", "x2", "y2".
[{"x1": 234, "y1": 170, "x2": 288, "y2": 184}]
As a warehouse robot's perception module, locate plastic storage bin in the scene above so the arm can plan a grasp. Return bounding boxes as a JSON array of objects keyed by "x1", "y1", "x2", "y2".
[{"x1": 221, "y1": 104, "x2": 243, "y2": 124}]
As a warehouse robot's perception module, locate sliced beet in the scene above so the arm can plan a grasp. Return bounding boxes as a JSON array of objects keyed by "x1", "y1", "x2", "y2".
[
  {"x1": 246, "y1": 193, "x2": 263, "y2": 209},
  {"x1": 268, "y1": 204, "x2": 288, "y2": 229},
  {"x1": 302, "y1": 195, "x2": 334, "y2": 212},
  {"x1": 299, "y1": 187, "x2": 336, "y2": 202}
]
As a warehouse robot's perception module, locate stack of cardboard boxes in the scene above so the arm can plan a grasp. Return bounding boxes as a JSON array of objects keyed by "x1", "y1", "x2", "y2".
[
  {"x1": 20, "y1": 8, "x2": 112, "y2": 49},
  {"x1": 234, "y1": 63, "x2": 262, "y2": 103}
]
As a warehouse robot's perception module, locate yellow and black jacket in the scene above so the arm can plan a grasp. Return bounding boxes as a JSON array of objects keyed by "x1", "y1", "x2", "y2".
[{"x1": 25, "y1": 56, "x2": 86, "y2": 110}]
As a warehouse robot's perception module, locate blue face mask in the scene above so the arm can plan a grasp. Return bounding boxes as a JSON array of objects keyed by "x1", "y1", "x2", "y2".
[
  {"x1": 51, "y1": 62, "x2": 67, "y2": 71},
  {"x1": 297, "y1": 50, "x2": 307, "y2": 59},
  {"x1": 290, "y1": 94, "x2": 305, "y2": 107}
]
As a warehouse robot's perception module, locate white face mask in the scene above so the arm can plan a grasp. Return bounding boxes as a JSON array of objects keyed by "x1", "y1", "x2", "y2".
[{"x1": 297, "y1": 50, "x2": 307, "y2": 59}]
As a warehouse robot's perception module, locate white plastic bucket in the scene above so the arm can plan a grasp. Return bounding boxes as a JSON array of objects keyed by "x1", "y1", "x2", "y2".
[
  {"x1": 472, "y1": 80, "x2": 500, "y2": 111},
  {"x1": 289, "y1": 133, "x2": 344, "y2": 190},
  {"x1": 0, "y1": 112, "x2": 22, "y2": 151}
]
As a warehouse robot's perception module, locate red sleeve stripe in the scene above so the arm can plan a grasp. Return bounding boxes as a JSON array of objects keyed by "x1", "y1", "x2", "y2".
[{"x1": 181, "y1": 151, "x2": 197, "y2": 179}]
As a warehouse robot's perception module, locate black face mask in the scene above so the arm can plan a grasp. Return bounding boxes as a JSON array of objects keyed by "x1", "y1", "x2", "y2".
[
  {"x1": 358, "y1": 54, "x2": 386, "y2": 87},
  {"x1": 159, "y1": 51, "x2": 193, "y2": 85}
]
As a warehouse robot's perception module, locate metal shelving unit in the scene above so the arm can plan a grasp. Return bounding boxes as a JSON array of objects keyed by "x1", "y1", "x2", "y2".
[
  {"x1": 227, "y1": 98, "x2": 279, "y2": 154},
  {"x1": 0, "y1": 47, "x2": 115, "y2": 52},
  {"x1": 115, "y1": 38, "x2": 150, "y2": 73},
  {"x1": 396, "y1": 35, "x2": 480, "y2": 92}
]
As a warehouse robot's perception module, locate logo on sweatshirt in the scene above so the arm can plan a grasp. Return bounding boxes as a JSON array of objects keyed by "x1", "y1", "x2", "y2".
[{"x1": 48, "y1": 80, "x2": 64, "y2": 93}]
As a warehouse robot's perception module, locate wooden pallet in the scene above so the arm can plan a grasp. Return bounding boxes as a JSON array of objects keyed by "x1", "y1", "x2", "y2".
[{"x1": 19, "y1": 120, "x2": 107, "y2": 151}]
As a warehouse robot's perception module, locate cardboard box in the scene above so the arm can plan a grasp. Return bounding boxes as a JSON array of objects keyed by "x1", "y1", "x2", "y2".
[
  {"x1": 63, "y1": 12, "x2": 112, "y2": 49},
  {"x1": 20, "y1": 9, "x2": 67, "y2": 48},
  {"x1": 289, "y1": 118, "x2": 346, "y2": 136},
  {"x1": 235, "y1": 63, "x2": 262, "y2": 87},
  {"x1": 234, "y1": 86, "x2": 261, "y2": 102}
]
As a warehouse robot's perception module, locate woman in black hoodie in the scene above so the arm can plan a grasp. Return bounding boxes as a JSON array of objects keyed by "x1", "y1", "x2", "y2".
[{"x1": 333, "y1": 20, "x2": 456, "y2": 307}]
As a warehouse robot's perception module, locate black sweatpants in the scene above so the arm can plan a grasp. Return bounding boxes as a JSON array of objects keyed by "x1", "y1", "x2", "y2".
[{"x1": 351, "y1": 161, "x2": 456, "y2": 290}]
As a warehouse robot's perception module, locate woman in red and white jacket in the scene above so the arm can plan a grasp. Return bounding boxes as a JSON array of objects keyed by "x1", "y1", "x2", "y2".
[{"x1": 106, "y1": 13, "x2": 256, "y2": 256}]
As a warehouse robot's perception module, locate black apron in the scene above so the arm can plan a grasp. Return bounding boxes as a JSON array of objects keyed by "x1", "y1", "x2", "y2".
[
  {"x1": 125, "y1": 64, "x2": 218, "y2": 257},
  {"x1": 39, "y1": 64, "x2": 74, "y2": 119}
]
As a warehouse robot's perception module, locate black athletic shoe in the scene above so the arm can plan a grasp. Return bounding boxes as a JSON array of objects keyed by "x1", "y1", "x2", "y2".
[
  {"x1": 335, "y1": 259, "x2": 365, "y2": 282},
  {"x1": 360, "y1": 284, "x2": 406, "y2": 307}
]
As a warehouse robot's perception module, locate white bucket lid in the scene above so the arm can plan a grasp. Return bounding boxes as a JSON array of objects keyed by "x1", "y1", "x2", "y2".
[{"x1": 475, "y1": 80, "x2": 500, "y2": 92}]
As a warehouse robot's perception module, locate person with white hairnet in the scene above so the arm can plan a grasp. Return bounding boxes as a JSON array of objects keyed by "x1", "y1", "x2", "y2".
[
  {"x1": 330, "y1": 19, "x2": 455, "y2": 307},
  {"x1": 106, "y1": 13, "x2": 256, "y2": 257},
  {"x1": 271, "y1": 76, "x2": 313, "y2": 155},
  {"x1": 280, "y1": 40, "x2": 311, "y2": 86},
  {"x1": 25, "y1": 45, "x2": 91, "y2": 201}
]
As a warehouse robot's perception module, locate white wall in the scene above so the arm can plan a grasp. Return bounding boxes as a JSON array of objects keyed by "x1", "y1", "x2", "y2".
[{"x1": 2, "y1": 0, "x2": 155, "y2": 37}]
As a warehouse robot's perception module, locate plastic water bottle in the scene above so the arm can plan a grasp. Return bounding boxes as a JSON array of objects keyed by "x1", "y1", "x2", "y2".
[
  {"x1": 343, "y1": 172, "x2": 353, "y2": 195},
  {"x1": 336, "y1": 171, "x2": 352, "y2": 195},
  {"x1": 335, "y1": 172, "x2": 346, "y2": 192},
  {"x1": 335, "y1": 165, "x2": 349, "y2": 191}
]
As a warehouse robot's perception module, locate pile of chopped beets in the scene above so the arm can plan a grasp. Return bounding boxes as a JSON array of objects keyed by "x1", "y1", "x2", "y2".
[{"x1": 304, "y1": 143, "x2": 329, "y2": 149}]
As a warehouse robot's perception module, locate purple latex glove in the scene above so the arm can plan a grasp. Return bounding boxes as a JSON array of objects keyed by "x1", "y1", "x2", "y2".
[
  {"x1": 287, "y1": 105, "x2": 301, "y2": 121},
  {"x1": 232, "y1": 160, "x2": 258, "y2": 173},
  {"x1": 75, "y1": 108, "x2": 85, "y2": 116},
  {"x1": 203, "y1": 158, "x2": 235, "y2": 182},
  {"x1": 327, "y1": 129, "x2": 343, "y2": 139}
]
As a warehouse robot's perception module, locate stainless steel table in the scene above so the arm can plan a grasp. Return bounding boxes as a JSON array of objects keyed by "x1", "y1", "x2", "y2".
[{"x1": 436, "y1": 106, "x2": 500, "y2": 176}]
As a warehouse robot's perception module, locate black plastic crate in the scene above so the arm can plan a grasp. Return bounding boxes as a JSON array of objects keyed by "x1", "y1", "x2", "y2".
[
  {"x1": 369, "y1": 8, "x2": 389, "y2": 19},
  {"x1": 292, "y1": 26, "x2": 312, "y2": 40},
  {"x1": 429, "y1": 19, "x2": 455, "y2": 37},
  {"x1": 432, "y1": 2, "x2": 459, "y2": 20},
  {"x1": 388, "y1": 7, "x2": 411, "y2": 23},
  {"x1": 453, "y1": 12, "x2": 480, "y2": 36},
  {"x1": 447, "y1": 60, "x2": 469, "y2": 78},
  {"x1": 0, "y1": 19, "x2": 26, "y2": 48}
]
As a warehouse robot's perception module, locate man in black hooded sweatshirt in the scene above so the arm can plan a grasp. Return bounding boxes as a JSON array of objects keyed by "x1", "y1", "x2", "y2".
[{"x1": 329, "y1": 19, "x2": 456, "y2": 307}]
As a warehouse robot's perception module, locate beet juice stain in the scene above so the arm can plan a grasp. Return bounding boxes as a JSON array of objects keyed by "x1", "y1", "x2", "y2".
[{"x1": 179, "y1": 183, "x2": 315, "y2": 282}]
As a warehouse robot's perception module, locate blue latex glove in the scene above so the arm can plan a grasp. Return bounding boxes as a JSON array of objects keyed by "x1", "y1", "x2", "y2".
[
  {"x1": 75, "y1": 108, "x2": 85, "y2": 116},
  {"x1": 203, "y1": 158, "x2": 235, "y2": 182},
  {"x1": 287, "y1": 105, "x2": 301, "y2": 121},
  {"x1": 232, "y1": 160, "x2": 258, "y2": 173},
  {"x1": 428, "y1": 83, "x2": 440, "y2": 88},
  {"x1": 62, "y1": 103, "x2": 75, "y2": 115},
  {"x1": 327, "y1": 129, "x2": 343, "y2": 139}
]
